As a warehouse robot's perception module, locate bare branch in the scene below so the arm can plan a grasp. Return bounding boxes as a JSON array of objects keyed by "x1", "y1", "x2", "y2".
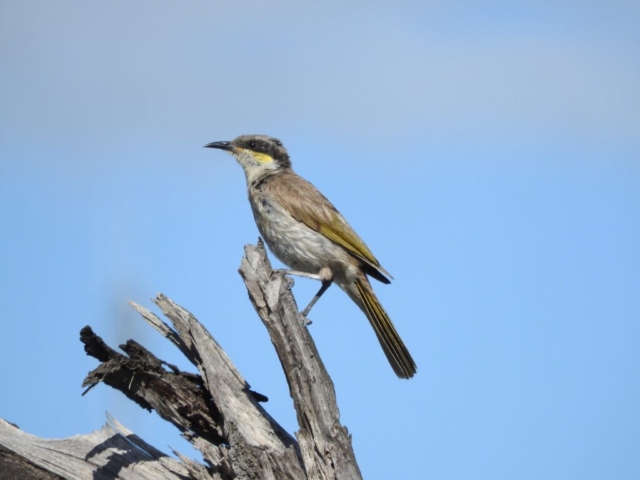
[
  {"x1": 239, "y1": 240, "x2": 362, "y2": 480},
  {"x1": 0, "y1": 416, "x2": 190, "y2": 480},
  {"x1": 1, "y1": 243, "x2": 362, "y2": 479}
]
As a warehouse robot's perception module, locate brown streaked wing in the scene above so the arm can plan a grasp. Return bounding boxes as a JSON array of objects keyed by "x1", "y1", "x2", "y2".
[{"x1": 264, "y1": 171, "x2": 392, "y2": 280}]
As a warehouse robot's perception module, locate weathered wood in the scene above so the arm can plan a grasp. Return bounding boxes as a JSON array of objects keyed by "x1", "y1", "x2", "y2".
[
  {"x1": 240, "y1": 241, "x2": 362, "y2": 480},
  {"x1": 0, "y1": 416, "x2": 189, "y2": 480},
  {"x1": 80, "y1": 326, "x2": 229, "y2": 464},
  {"x1": 0, "y1": 242, "x2": 362, "y2": 479},
  {"x1": 129, "y1": 293, "x2": 305, "y2": 480}
]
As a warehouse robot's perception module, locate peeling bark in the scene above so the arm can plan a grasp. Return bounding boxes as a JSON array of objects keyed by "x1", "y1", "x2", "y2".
[{"x1": 0, "y1": 242, "x2": 361, "y2": 480}]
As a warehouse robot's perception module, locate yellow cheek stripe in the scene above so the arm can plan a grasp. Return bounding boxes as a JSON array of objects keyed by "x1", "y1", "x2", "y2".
[{"x1": 251, "y1": 151, "x2": 274, "y2": 163}]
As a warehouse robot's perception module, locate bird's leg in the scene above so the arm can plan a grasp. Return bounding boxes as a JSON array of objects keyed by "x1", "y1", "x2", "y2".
[
  {"x1": 299, "y1": 267, "x2": 334, "y2": 319},
  {"x1": 277, "y1": 269, "x2": 324, "y2": 281},
  {"x1": 300, "y1": 279, "x2": 333, "y2": 318},
  {"x1": 276, "y1": 267, "x2": 334, "y2": 321}
]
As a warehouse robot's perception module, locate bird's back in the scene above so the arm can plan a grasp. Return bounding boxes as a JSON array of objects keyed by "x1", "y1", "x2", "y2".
[{"x1": 249, "y1": 170, "x2": 391, "y2": 283}]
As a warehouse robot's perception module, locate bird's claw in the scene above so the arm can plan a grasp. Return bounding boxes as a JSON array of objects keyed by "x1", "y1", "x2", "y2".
[{"x1": 271, "y1": 269, "x2": 295, "y2": 288}]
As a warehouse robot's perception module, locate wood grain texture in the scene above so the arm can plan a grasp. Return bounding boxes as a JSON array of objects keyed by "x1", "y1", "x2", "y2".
[
  {"x1": 0, "y1": 242, "x2": 362, "y2": 479},
  {"x1": 0, "y1": 416, "x2": 189, "y2": 480},
  {"x1": 239, "y1": 240, "x2": 362, "y2": 480}
]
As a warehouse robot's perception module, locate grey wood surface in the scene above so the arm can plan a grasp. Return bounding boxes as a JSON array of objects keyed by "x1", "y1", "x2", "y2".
[{"x1": 0, "y1": 242, "x2": 361, "y2": 479}]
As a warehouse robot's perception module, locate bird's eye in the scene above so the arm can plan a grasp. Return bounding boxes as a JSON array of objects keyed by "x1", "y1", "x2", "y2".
[{"x1": 249, "y1": 141, "x2": 256, "y2": 149}]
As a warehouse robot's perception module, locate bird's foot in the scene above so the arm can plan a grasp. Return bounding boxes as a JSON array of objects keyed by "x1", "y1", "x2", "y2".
[
  {"x1": 299, "y1": 279, "x2": 333, "y2": 318},
  {"x1": 271, "y1": 269, "x2": 295, "y2": 289},
  {"x1": 277, "y1": 269, "x2": 324, "y2": 281}
]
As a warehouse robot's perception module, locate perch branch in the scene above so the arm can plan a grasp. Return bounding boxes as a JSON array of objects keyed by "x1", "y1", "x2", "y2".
[{"x1": 1, "y1": 242, "x2": 362, "y2": 479}]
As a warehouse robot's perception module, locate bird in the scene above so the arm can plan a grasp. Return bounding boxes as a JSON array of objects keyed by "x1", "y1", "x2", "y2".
[{"x1": 205, "y1": 134, "x2": 417, "y2": 379}]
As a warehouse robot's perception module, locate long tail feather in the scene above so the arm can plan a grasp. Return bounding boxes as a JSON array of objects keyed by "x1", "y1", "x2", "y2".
[{"x1": 346, "y1": 276, "x2": 417, "y2": 379}]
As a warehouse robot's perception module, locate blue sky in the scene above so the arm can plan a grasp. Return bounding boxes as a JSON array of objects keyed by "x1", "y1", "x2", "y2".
[{"x1": 1, "y1": 2, "x2": 638, "y2": 479}]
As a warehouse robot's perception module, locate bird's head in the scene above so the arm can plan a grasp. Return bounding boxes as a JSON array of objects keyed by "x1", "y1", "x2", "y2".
[{"x1": 205, "y1": 134, "x2": 291, "y2": 182}]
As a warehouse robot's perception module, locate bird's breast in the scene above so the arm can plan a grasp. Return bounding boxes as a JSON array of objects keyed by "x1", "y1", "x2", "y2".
[{"x1": 249, "y1": 190, "x2": 352, "y2": 277}]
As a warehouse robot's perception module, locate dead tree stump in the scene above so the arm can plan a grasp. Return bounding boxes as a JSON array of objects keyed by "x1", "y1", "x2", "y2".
[{"x1": 0, "y1": 242, "x2": 362, "y2": 480}]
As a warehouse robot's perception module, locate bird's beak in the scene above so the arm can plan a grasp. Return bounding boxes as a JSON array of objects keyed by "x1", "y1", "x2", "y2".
[{"x1": 204, "y1": 141, "x2": 233, "y2": 151}]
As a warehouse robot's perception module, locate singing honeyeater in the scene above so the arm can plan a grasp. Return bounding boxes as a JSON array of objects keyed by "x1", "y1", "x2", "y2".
[{"x1": 205, "y1": 134, "x2": 416, "y2": 379}]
